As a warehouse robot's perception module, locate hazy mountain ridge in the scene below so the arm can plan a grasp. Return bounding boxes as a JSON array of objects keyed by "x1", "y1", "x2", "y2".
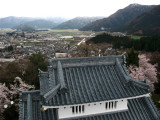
[
  {"x1": 15, "y1": 19, "x2": 59, "y2": 29},
  {"x1": 119, "y1": 5, "x2": 160, "y2": 35},
  {"x1": 80, "y1": 4, "x2": 156, "y2": 31},
  {"x1": 0, "y1": 16, "x2": 68, "y2": 29},
  {"x1": 53, "y1": 17, "x2": 104, "y2": 29},
  {"x1": 15, "y1": 24, "x2": 35, "y2": 31},
  {"x1": 0, "y1": 16, "x2": 34, "y2": 28}
]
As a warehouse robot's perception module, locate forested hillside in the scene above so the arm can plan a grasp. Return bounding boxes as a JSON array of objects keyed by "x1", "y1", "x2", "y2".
[
  {"x1": 119, "y1": 5, "x2": 160, "y2": 36},
  {"x1": 54, "y1": 17, "x2": 103, "y2": 29},
  {"x1": 80, "y1": 4, "x2": 155, "y2": 31},
  {"x1": 86, "y1": 33, "x2": 160, "y2": 52}
]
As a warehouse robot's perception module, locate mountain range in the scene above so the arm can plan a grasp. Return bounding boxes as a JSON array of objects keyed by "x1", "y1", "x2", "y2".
[
  {"x1": 1, "y1": 4, "x2": 160, "y2": 35},
  {"x1": 53, "y1": 17, "x2": 103, "y2": 29},
  {"x1": 119, "y1": 5, "x2": 160, "y2": 35},
  {"x1": 16, "y1": 24, "x2": 35, "y2": 32},
  {"x1": 80, "y1": 4, "x2": 156, "y2": 32},
  {"x1": 0, "y1": 16, "x2": 68, "y2": 29},
  {"x1": 0, "y1": 16, "x2": 102, "y2": 30},
  {"x1": 0, "y1": 16, "x2": 33, "y2": 28},
  {"x1": 14, "y1": 19, "x2": 58, "y2": 29}
]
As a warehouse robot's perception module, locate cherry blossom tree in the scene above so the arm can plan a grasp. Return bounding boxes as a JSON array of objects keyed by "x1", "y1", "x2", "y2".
[
  {"x1": 0, "y1": 77, "x2": 35, "y2": 120},
  {"x1": 10, "y1": 77, "x2": 35, "y2": 96},
  {"x1": 128, "y1": 54, "x2": 157, "y2": 83},
  {"x1": 0, "y1": 83, "x2": 10, "y2": 105},
  {"x1": 0, "y1": 83, "x2": 10, "y2": 120}
]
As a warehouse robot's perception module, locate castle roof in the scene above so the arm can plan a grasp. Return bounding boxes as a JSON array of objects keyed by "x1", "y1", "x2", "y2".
[
  {"x1": 39, "y1": 55, "x2": 151, "y2": 106},
  {"x1": 19, "y1": 54, "x2": 160, "y2": 120},
  {"x1": 19, "y1": 92, "x2": 160, "y2": 120}
]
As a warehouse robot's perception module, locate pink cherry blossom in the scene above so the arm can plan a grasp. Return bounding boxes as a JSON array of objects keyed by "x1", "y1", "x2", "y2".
[
  {"x1": 128, "y1": 54, "x2": 157, "y2": 83},
  {"x1": 0, "y1": 77, "x2": 35, "y2": 119}
]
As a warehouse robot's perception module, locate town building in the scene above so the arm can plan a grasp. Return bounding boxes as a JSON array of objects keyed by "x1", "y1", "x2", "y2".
[
  {"x1": 19, "y1": 54, "x2": 160, "y2": 120},
  {"x1": 0, "y1": 42, "x2": 5, "y2": 49}
]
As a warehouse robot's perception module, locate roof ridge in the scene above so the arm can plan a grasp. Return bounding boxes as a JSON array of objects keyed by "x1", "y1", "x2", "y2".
[
  {"x1": 57, "y1": 61, "x2": 68, "y2": 92},
  {"x1": 115, "y1": 58, "x2": 151, "y2": 90},
  {"x1": 48, "y1": 66, "x2": 56, "y2": 89},
  {"x1": 51, "y1": 55, "x2": 122, "y2": 62},
  {"x1": 42, "y1": 61, "x2": 68, "y2": 102},
  {"x1": 27, "y1": 94, "x2": 32, "y2": 120},
  {"x1": 43, "y1": 84, "x2": 61, "y2": 102},
  {"x1": 50, "y1": 56, "x2": 124, "y2": 68}
]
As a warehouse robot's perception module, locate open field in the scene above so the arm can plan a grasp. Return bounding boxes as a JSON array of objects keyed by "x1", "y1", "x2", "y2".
[
  {"x1": 0, "y1": 28, "x2": 15, "y2": 34},
  {"x1": 37, "y1": 29, "x2": 94, "y2": 36},
  {"x1": 37, "y1": 29, "x2": 79, "y2": 34},
  {"x1": 130, "y1": 35, "x2": 142, "y2": 40},
  {"x1": 49, "y1": 29, "x2": 79, "y2": 32}
]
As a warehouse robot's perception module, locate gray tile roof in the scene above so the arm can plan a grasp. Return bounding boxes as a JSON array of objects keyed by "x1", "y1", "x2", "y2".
[
  {"x1": 19, "y1": 55, "x2": 160, "y2": 120},
  {"x1": 19, "y1": 93, "x2": 160, "y2": 120},
  {"x1": 39, "y1": 55, "x2": 151, "y2": 106},
  {"x1": 19, "y1": 90, "x2": 41, "y2": 120}
]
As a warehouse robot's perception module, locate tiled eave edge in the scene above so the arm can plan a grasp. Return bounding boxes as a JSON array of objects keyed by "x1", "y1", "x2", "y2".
[
  {"x1": 115, "y1": 58, "x2": 152, "y2": 90},
  {"x1": 41, "y1": 93, "x2": 150, "y2": 110}
]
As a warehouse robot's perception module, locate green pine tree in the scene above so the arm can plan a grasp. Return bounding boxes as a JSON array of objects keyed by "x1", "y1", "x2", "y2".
[{"x1": 126, "y1": 47, "x2": 139, "y2": 66}]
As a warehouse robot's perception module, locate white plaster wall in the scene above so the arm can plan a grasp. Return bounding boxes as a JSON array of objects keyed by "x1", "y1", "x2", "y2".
[{"x1": 58, "y1": 99, "x2": 128, "y2": 119}]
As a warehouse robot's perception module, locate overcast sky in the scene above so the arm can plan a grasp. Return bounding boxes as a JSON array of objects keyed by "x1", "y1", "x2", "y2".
[{"x1": 0, "y1": 0, "x2": 159, "y2": 18}]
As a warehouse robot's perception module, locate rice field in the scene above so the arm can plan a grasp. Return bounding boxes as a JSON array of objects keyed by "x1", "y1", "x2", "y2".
[{"x1": 130, "y1": 35, "x2": 142, "y2": 40}]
